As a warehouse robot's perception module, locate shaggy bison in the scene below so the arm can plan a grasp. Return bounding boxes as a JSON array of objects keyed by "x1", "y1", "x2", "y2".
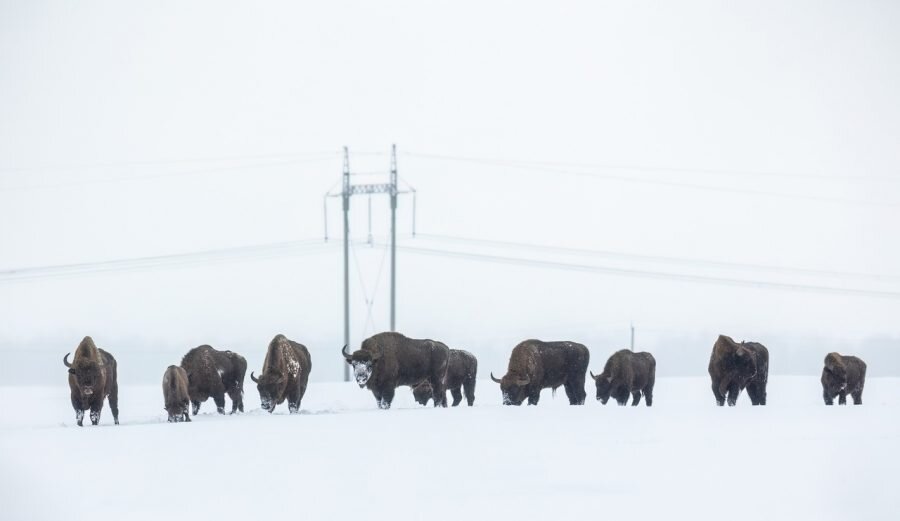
[
  {"x1": 251, "y1": 334, "x2": 312, "y2": 413},
  {"x1": 342, "y1": 332, "x2": 449, "y2": 409},
  {"x1": 162, "y1": 365, "x2": 191, "y2": 422},
  {"x1": 591, "y1": 349, "x2": 656, "y2": 406},
  {"x1": 708, "y1": 335, "x2": 769, "y2": 406},
  {"x1": 491, "y1": 339, "x2": 589, "y2": 406},
  {"x1": 63, "y1": 336, "x2": 119, "y2": 426},
  {"x1": 180, "y1": 345, "x2": 247, "y2": 415},
  {"x1": 821, "y1": 353, "x2": 866, "y2": 405},
  {"x1": 412, "y1": 349, "x2": 478, "y2": 407}
]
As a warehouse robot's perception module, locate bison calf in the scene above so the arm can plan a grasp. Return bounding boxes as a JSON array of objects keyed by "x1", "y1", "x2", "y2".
[
  {"x1": 180, "y1": 345, "x2": 247, "y2": 415},
  {"x1": 413, "y1": 349, "x2": 478, "y2": 407},
  {"x1": 491, "y1": 339, "x2": 589, "y2": 406},
  {"x1": 822, "y1": 353, "x2": 866, "y2": 405},
  {"x1": 63, "y1": 336, "x2": 119, "y2": 426},
  {"x1": 251, "y1": 334, "x2": 312, "y2": 413},
  {"x1": 162, "y1": 365, "x2": 191, "y2": 422},
  {"x1": 343, "y1": 332, "x2": 450, "y2": 409},
  {"x1": 592, "y1": 349, "x2": 656, "y2": 406},
  {"x1": 708, "y1": 335, "x2": 769, "y2": 406}
]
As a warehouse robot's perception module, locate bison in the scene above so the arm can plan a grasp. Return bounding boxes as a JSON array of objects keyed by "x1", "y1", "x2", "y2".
[
  {"x1": 821, "y1": 352, "x2": 866, "y2": 405},
  {"x1": 490, "y1": 339, "x2": 589, "y2": 406},
  {"x1": 412, "y1": 349, "x2": 478, "y2": 407},
  {"x1": 591, "y1": 349, "x2": 656, "y2": 406},
  {"x1": 342, "y1": 331, "x2": 450, "y2": 409},
  {"x1": 250, "y1": 334, "x2": 312, "y2": 413},
  {"x1": 180, "y1": 345, "x2": 247, "y2": 415},
  {"x1": 162, "y1": 365, "x2": 191, "y2": 422},
  {"x1": 708, "y1": 335, "x2": 769, "y2": 406},
  {"x1": 63, "y1": 336, "x2": 119, "y2": 426}
]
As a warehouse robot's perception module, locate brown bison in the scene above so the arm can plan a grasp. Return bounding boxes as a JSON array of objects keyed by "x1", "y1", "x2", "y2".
[
  {"x1": 63, "y1": 336, "x2": 119, "y2": 426},
  {"x1": 591, "y1": 349, "x2": 656, "y2": 406},
  {"x1": 822, "y1": 352, "x2": 866, "y2": 405},
  {"x1": 708, "y1": 335, "x2": 769, "y2": 406},
  {"x1": 162, "y1": 365, "x2": 191, "y2": 423},
  {"x1": 342, "y1": 331, "x2": 450, "y2": 409},
  {"x1": 250, "y1": 334, "x2": 312, "y2": 413},
  {"x1": 180, "y1": 345, "x2": 247, "y2": 415},
  {"x1": 412, "y1": 349, "x2": 478, "y2": 407},
  {"x1": 491, "y1": 339, "x2": 589, "y2": 406}
]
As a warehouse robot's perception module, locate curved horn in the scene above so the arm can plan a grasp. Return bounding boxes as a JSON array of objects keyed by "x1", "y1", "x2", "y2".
[
  {"x1": 590, "y1": 371, "x2": 598, "y2": 381},
  {"x1": 63, "y1": 353, "x2": 73, "y2": 368},
  {"x1": 341, "y1": 344, "x2": 352, "y2": 361},
  {"x1": 490, "y1": 372, "x2": 502, "y2": 384},
  {"x1": 250, "y1": 371, "x2": 259, "y2": 383}
]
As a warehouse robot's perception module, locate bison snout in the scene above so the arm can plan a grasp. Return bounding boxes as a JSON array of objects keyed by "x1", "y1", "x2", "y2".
[{"x1": 82, "y1": 388, "x2": 94, "y2": 396}]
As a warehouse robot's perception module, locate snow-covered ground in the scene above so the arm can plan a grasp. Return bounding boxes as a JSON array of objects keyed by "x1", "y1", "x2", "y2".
[{"x1": 1, "y1": 376, "x2": 898, "y2": 521}]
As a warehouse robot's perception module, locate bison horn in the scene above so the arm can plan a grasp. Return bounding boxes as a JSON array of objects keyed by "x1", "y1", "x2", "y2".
[
  {"x1": 341, "y1": 344, "x2": 352, "y2": 361},
  {"x1": 490, "y1": 372, "x2": 502, "y2": 384},
  {"x1": 63, "y1": 353, "x2": 73, "y2": 368},
  {"x1": 250, "y1": 371, "x2": 259, "y2": 383}
]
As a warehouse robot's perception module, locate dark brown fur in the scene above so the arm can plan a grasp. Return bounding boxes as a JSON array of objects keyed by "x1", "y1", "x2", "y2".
[
  {"x1": 491, "y1": 340, "x2": 589, "y2": 406},
  {"x1": 412, "y1": 349, "x2": 478, "y2": 406},
  {"x1": 342, "y1": 332, "x2": 450, "y2": 409},
  {"x1": 592, "y1": 349, "x2": 656, "y2": 406},
  {"x1": 708, "y1": 335, "x2": 769, "y2": 406},
  {"x1": 821, "y1": 352, "x2": 866, "y2": 405},
  {"x1": 162, "y1": 365, "x2": 191, "y2": 422},
  {"x1": 251, "y1": 334, "x2": 312, "y2": 413},
  {"x1": 63, "y1": 336, "x2": 119, "y2": 426},
  {"x1": 180, "y1": 345, "x2": 247, "y2": 415}
]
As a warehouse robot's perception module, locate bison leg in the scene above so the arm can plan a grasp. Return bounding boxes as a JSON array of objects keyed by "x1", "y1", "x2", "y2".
[
  {"x1": 71, "y1": 393, "x2": 85, "y2": 427},
  {"x1": 823, "y1": 389, "x2": 835, "y2": 405},
  {"x1": 711, "y1": 381, "x2": 725, "y2": 406},
  {"x1": 838, "y1": 390, "x2": 848, "y2": 405},
  {"x1": 227, "y1": 387, "x2": 243, "y2": 414},
  {"x1": 108, "y1": 383, "x2": 120, "y2": 425},
  {"x1": 563, "y1": 381, "x2": 586, "y2": 406},
  {"x1": 89, "y1": 404, "x2": 102, "y2": 426},
  {"x1": 463, "y1": 377, "x2": 476, "y2": 406},
  {"x1": 527, "y1": 389, "x2": 541, "y2": 406},
  {"x1": 745, "y1": 383, "x2": 760, "y2": 405},
  {"x1": 213, "y1": 392, "x2": 226, "y2": 414},
  {"x1": 380, "y1": 388, "x2": 395, "y2": 409},
  {"x1": 726, "y1": 382, "x2": 741, "y2": 406},
  {"x1": 431, "y1": 385, "x2": 447, "y2": 408},
  {"x1": 183, "y1": 403, "x2": 191, "y2": 422},
  {"x1": 450, "y1": 387, "x2": 463, "y2": 407},
  {"x1": 75, "y1": 409, "x2": 85, "y2": 427},
  {"x1": 191, "y1": 400, "x2": 201, "y2": 415},
  {"x1": 851, "y1": 388, "x2": 863, "y2": 405},
  {"x1": 631, "y1": 390, "x2": 642, "y2": 406}
]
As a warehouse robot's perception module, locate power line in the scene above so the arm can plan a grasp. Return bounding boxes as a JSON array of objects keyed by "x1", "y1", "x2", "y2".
[
  {"x1": 0, "y1": 156, "x2": 336, "y2": 192},
  {"x1": 392, "y1": 243, "x2": 900, "y2": 300},
  {"x1": 403, "y1": 152, "x2": 900, "y2": 208},
  {"x1": 0, "y1": 239, "x2": 335, "y2": 282},
  {"x1": 0, "y1": 150, "x2": 340, "y2": 174},
  {"x1": 414, "y1": 233, "x2": 900, "y2": 282}
]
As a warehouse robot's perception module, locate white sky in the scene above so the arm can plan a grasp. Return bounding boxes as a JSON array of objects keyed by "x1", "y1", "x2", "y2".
[{"x1": 2, "y1": 1, "x2": 899, "y2": 383}]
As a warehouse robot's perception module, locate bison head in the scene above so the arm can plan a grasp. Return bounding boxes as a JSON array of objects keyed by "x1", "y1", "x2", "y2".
[
  {"x1": 412, "y1": 381, "x2": 433, "y2": 406},
  {"x1": 64, "y1": 353, "x2": 102, "y2": 398},
  {"x1": 491, "y1": 372, "x2": 530, "y2": 405},
  {"x1": 250, "y1": 371, "x2": 285, "y2": 413},
  {"x1": 165, "y1": 400, "x2": 188, "y2": 422},
  {"x1": 342, "y1": 345, "x2": 381, "y2": 388},
  {"x1": 823, "y1": 353, "x2": 848, "y2": 390},
  {"x1": 591, "y1": 371, "x2": 613, "y2": 404}
]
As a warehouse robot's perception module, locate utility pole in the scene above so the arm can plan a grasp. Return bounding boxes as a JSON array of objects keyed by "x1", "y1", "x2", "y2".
[
  {"x1": 342, "y1": 147, "x2": 351, "y2": 382},
  {"x1": 326, "y1": 145, "x2": 413, "y2": 381},
  {"x1": 390, "y1": 144, "x2": 397, "y2": 332},
  {"x1": 630, "y1": 322, "x2": 635, "y2": 351}
]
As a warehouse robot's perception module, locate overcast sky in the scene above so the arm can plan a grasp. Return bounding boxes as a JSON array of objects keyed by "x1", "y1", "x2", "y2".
[{"x1": 2, "y1": 1, "x2": 899, "y2": 384}]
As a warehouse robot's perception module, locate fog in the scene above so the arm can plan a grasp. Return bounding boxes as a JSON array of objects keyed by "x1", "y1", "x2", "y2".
[{"x1": 2, "y1": 1, "x2": 899, "y2": 384}]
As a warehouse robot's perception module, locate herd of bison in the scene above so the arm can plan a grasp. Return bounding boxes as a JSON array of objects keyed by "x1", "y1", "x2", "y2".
[{"x1": 62, "y1": 331, "x2": 868, "y2": 426}]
